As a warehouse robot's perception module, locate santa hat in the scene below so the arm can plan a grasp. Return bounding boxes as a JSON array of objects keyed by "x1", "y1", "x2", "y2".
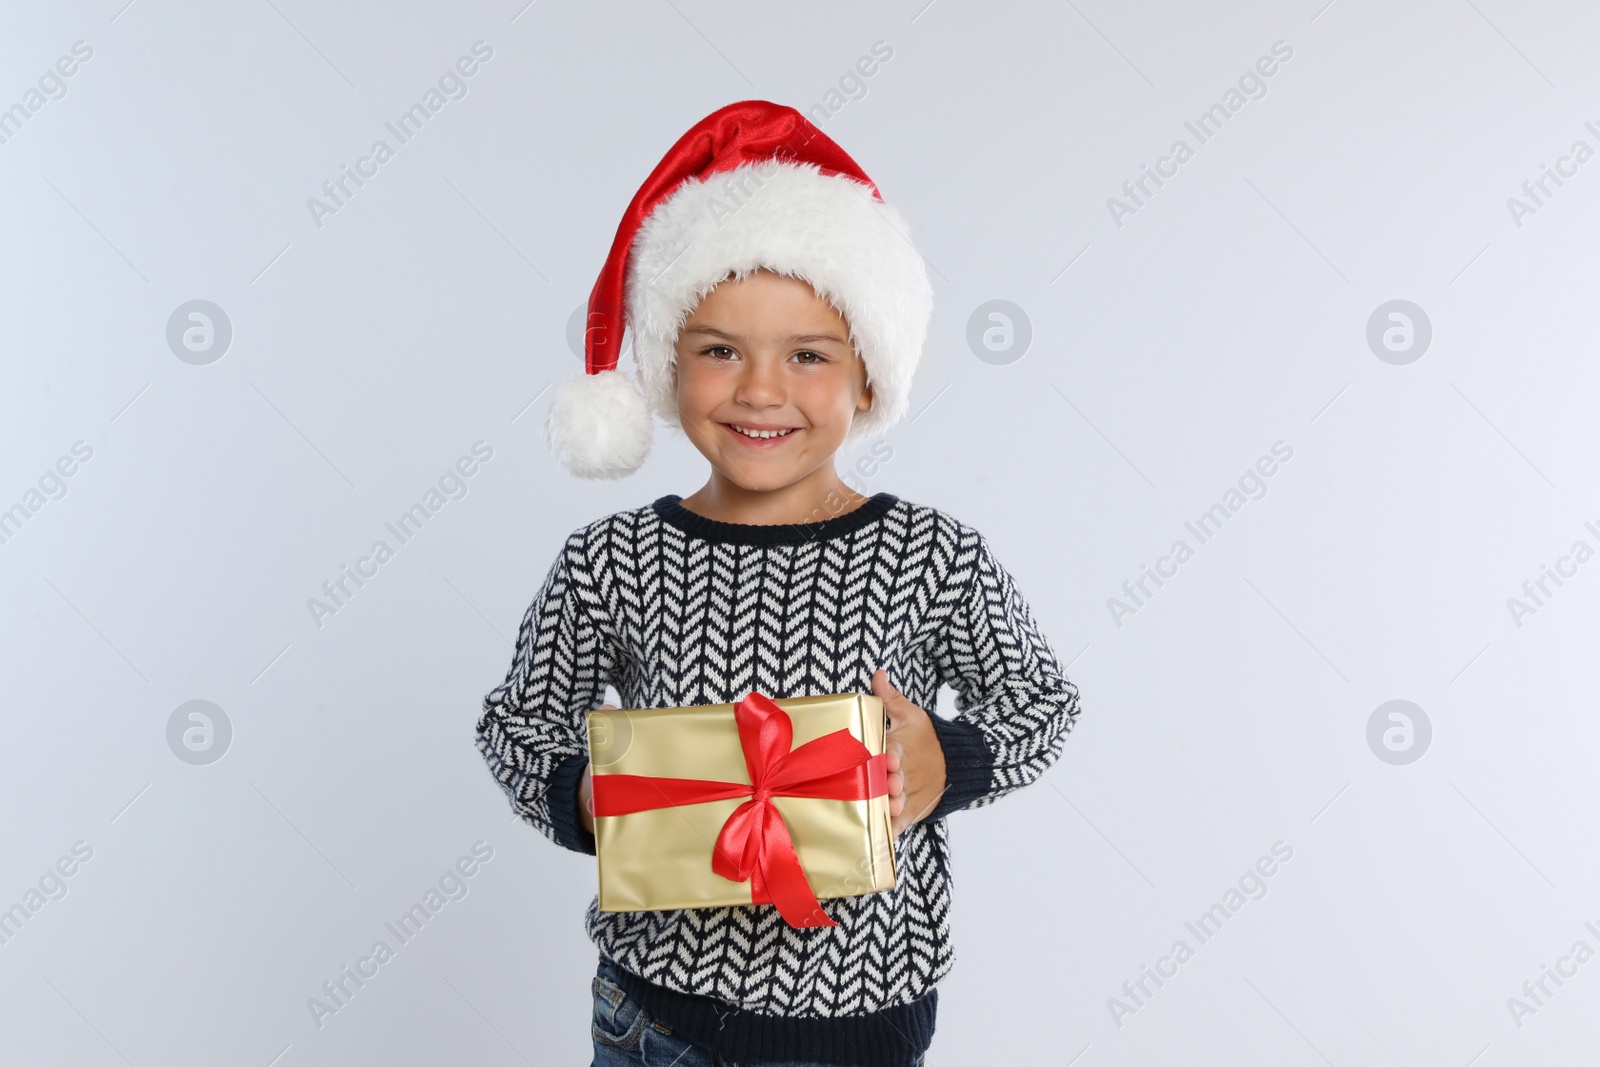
[{"x1": 546, "y1": 99, "x2": 934, "y2": 479}]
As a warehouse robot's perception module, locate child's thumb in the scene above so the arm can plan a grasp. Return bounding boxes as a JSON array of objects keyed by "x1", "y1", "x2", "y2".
[{"x1": 872, "y1": 669, "x2": 908, "y2": 717}]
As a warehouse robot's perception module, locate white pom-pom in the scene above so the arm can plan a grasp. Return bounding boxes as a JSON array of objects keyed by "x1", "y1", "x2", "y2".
[{"x1": 545, "y1": 368, "x2": 654, "y2": 479}]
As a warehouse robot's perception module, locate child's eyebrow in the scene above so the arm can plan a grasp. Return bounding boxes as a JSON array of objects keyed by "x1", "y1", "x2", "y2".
[
  {"x1": 784, "y1": 332, "x2": 849, "y2": 345},
  {"x1": 681, "y1": 325, "x2": 848, "y2": 345}
]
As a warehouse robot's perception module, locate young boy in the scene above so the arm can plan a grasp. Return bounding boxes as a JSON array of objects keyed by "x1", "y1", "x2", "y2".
[{"x1": 475, "y1": 101, "x2": 1081, "y2": 1067}]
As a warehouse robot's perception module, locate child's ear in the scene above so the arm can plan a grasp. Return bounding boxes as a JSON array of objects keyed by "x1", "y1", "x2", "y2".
[{"x1": 857, "y1": 378, "x2": 874, "y2": 412}]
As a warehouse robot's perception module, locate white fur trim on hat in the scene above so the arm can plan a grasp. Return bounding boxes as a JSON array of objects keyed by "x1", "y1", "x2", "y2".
[
  {"x1": 545, "y1": 366, "x2": 654, "y2": 479},
  {"x1": 626, "y1": 161, "x2": 933, "y2": 447}
]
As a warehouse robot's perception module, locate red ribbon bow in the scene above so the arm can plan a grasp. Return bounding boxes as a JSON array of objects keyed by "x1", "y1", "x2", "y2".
[{"x1": 590, "y1": 691, "x2": 888, "y2": 928}]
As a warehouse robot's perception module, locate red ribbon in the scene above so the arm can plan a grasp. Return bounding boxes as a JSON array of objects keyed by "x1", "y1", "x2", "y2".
[{"x1": 590, "y1": 691, "x2": 887, "y2": 928}]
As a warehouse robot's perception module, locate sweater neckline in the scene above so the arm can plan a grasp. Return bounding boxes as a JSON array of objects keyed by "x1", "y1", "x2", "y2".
[{"x1": 651, "y1": 492, "x2": 899, "y2": 545}]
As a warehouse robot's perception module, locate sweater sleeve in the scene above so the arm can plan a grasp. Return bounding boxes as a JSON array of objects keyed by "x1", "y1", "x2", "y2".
[
  {"x1": 923, "y1": 529, "x2": 1081, "y2": 821},
  {"x1": 475, "y1": 529, "x2": 619, "y2": 856}
]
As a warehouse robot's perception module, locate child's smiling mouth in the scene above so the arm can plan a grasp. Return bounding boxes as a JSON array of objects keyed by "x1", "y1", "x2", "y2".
[{"x1": 722, "y1": 422, "x2": 803, "y2": 448}]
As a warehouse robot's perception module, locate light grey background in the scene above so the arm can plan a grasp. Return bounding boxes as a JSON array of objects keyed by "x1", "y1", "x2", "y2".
[{"x1": 3, "y1": 0, "x2": 1597, "y2": 1063}]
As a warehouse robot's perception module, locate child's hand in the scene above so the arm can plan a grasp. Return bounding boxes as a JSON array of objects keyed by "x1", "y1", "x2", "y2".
[
  {"x1": 579, "y1": 703, "x2": 617, "y2": 835},
  {"x1": 873, "y1": 669, "x2": 947, "y2": 837}
]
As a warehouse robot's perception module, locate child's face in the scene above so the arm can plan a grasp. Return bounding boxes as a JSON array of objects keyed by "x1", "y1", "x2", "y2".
[{"x1": 672, "y1": 269, "x2": 872, "y2": 492}]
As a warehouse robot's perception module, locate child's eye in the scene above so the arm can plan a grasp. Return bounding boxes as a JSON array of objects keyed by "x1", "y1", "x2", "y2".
[
  {"x1": 793, "y1": 350, "x2": 825, "y2": 365},
  {"x1": 704, "y1": 345, "x2": 736, "y2": 359}
]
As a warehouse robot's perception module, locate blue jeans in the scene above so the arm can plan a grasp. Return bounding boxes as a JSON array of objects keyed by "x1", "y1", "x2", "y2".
[{"x1": 590, "y1": 958, "x2": 928, "y2": 1067}]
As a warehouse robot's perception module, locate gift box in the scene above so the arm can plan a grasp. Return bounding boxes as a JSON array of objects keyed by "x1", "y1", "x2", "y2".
[{"x1": 586, "y1": 690, "x2": 898, "y2": 928}]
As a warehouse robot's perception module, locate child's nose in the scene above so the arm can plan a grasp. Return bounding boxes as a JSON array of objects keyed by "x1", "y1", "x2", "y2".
[{"x1": 733, "y1": 358, "x2": 786, "y2": 405}]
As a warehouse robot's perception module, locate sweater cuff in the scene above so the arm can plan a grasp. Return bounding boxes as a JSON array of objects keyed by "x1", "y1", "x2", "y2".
[
  {"x1": 547, "y1": 752, "x2": 597, "y2": 855},
  {"x1": 923, "y1": 713, "x2": 993, "y2": 822}
]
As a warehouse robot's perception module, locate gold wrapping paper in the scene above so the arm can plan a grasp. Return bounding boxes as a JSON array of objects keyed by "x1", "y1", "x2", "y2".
[{"x1": 586, "y1": 692, "x2": 898, "y2": 913}]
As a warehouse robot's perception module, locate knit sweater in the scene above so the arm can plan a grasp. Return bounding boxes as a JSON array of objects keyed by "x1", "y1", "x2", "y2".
[{"x1": 475, "y1": 491, "x2": 1081, "y2": 1066}]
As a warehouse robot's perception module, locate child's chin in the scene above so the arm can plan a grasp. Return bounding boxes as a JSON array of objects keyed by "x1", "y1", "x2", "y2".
[{"x1": 711, "y1": 468, "x2": 798, "y2": 493}]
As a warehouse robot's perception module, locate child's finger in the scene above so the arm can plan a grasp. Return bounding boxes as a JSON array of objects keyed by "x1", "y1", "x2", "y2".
[{"x1": 873, "y1": 669, "x2": 907, "y2": 715}]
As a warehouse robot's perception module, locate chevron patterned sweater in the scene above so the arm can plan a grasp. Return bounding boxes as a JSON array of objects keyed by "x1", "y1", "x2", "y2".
[{"x1": 475, "y1": 491, "x2": 1081, "y2": 1066}]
